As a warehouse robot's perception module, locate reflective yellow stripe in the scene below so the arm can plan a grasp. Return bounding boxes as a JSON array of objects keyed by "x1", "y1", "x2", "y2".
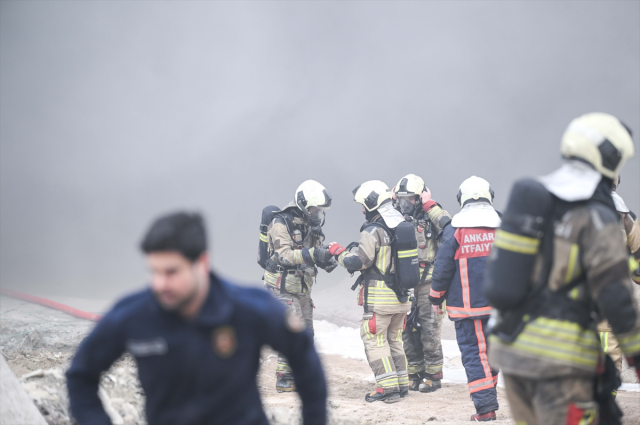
[
  {"x1": 564, "y1": 244, "x2": 581, "y2": 284},
  {"x1": 377, "y1": 246, "x2": 387, "y2": 272},
  {"x1": 259, "y1": 232, "x2": 268, "y2": 243},
  {"x1": 377, "y1": 333, "x2": 385, "y2": 347},
  {"x1": 377, "y1": 376, "x2": 399, "y2": 388},
  {"x1": 293, "y1": 250, "x2": 303, "y2": 264},
  {"x1": 494, "y1": 229, "x2": 539, "y2": 255},
  {"x1": 569, "y1": 287, "x2": 580, "y2": 300},
  {"x1": 363, "y1": 320, "x2": 374, "y2": 340},
  {"x1": 397, "y1": 249, "x2": 418, "y2": 258},
  {"x1": 382, "y1": 357, "x2": 392, "y2": 372},
  {"x1": 427, "y1": 206, "x2": 443, "y2": 222},
  {"x1": 600, "y1": 332, "x2": 609, "y2": 353},
  {"x1": 618, "y1": 333, "x2": 640, "y2": 355},
  {"x1": 396, "y1": 329, "x2": 403, "y2": 341},
  {"x1": 492, "y1": 317, "x2": 600, "y2": 368},
  {"x1": 630, "y1": 256, "x2": 639, "y2": 272}
]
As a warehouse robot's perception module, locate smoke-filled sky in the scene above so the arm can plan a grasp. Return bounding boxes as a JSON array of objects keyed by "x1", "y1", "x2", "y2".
[{"x1": 1, "y1": 1, "x2": 639, "y2": 300}]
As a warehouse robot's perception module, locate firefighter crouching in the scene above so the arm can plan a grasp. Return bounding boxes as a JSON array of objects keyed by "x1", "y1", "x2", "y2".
[
  {"x1": 393, "y1": 174, "x2": 452, "y2": 393},
  {"x1": 429, "y1": 176, "x2": 501, "y2": 422},
  {"x1": 485, "y1": 113, "x2": 640, "y2": 425},
  {"x1": 258, "y1": 180, "x2": 337, "y2": 393},
  {"x1": 327, "y1": 180, "x2": 413, "y2": 403}
]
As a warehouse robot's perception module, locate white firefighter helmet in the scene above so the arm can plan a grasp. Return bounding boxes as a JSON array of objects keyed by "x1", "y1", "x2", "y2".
[
  {"x1": 457, "y1": 176, "x2": 494, "y2": 207},
  {"x1": 394, "y1": 174, "x2": 425, "y2": 197},
  {"x1": 560, "y1": 113, "x2": 635, "y2": 179},
  {"x1": 294, "y1": 180, "x2": 332, "y2": 215},
  {"x1": 352, "y1": 180, "x2": 391, "y2": 212}
]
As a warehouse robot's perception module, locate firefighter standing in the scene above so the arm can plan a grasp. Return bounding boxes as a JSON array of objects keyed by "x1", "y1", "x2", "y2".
[
  {"x1": 485, "y1": 113, "x2": 640, "y2": 425},
  {"x1": 261, "y1": 180, "x2": 336, "y2": 393},
  {"x1": 598, "y1": 177, "x2": 640, "y2": 376},
  {"x1": 327, "y1": 180, "x2": 412, "y2": 403},
  {"x1": 429, "y1": 176, "x2": 501, "y2": 422},
  {"x1": 393, "y1": 174, "x2": 452, "y2": 393}
]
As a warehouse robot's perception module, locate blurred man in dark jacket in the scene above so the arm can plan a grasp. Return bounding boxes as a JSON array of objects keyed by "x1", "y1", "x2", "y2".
[{"x1": 67, "y1": 211, "x2": 327, "y2": 425}]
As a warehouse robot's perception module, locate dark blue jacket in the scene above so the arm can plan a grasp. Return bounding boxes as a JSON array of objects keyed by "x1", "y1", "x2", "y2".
[
  {"x1": 66, "y1": 272, "x2": 326, "y2": 425},
  {"x1": 429, "y1": 225, "x2": 494, "y2": 321}
]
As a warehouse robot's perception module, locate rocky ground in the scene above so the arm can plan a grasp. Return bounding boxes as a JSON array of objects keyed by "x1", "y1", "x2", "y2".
[{"x1": 1, "y1": 295, "x2": 639, "y2": 425}]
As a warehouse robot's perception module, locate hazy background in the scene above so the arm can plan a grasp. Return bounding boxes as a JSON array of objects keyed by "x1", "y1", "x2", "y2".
[{"x1": 1, "y1": 1, "x2": 639, "y2": 303}]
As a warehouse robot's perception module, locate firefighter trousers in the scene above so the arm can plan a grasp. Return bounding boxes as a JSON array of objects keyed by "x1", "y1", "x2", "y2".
[
  {"x1": 270, "y1": 290, "x2": 314, "y2": 379},
  {"x1": 361, "y1": 312, "x2": 409, "y2": 393},
  {"x1": 597, "y1": 320, "x2": 622, "y2": 372},
  {"x1": 503, "y1": 374, "x2": 598, "y2": 425},
  {"x1": 455, "y1": 318, "x2": 499, "y2": 414},
  {"x1": 402, "y1": 281, "x2": 444, "y2": 377}
]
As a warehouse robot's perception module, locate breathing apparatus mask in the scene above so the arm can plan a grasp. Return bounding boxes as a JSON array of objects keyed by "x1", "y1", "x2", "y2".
[
  {"x1": 308, "y1": 207, "x2": 326, "y2": 234},
  {"x1": 397, "y1": 195, "x2": 419, "y2": 217}
]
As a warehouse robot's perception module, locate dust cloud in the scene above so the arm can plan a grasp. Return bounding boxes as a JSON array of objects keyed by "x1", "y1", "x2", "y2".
[{"x1": 1, "y1": 1, "x2": 639, "y2": 300}]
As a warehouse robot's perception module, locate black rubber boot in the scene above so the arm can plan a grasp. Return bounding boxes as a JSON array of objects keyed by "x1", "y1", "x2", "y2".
[
  {"x1": 418, "y1": 378, "x2": 441, "y2": 393},
  {"x1": 276, "y1": 378, "x2": 296, "y2": 393},
  {"x1": 470, "y1": 411, "x2": 496, "y2": 421},
  {"x1": 408, "y1": 373, "x2": 423, "y2": 391},
  {"x1": 364, "y1": 388, "x2": 401, "y2": 403}
]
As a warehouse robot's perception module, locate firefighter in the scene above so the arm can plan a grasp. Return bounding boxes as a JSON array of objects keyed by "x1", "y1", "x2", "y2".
[
  {"x1": 261, "y1": 180, "x2": 336, "y2": 393},
  {"x1": 485, "y1": 113, "x2": 640, "y2": 425},
  {"x1": 597, "y1": 176, "x2": 640, "y2": 381},
  {"x1": 327, "y1": 180, "x2": 412, "y2": 403},
  {"x1": 429, "y1": 176, "x2": 501, "y2": 422},
  {"x1": 392, "y1": 174, "x2": 452, "y2": 392}
]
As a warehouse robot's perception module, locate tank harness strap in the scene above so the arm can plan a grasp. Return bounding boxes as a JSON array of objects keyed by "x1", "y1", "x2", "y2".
[{"x1": 419, "y1": 261, "x2": 433, "y2": 283}]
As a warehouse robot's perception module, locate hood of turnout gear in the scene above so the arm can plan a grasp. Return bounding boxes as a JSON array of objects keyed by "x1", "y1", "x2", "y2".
[
  {"x1": 377, "y1": 202, "x2": 405, "y2": 229},
  {"x1": 611, "y1": 191, "x2": 630, "y2": 213},
  {"x1": 537, "y1": 160, "x2": 602, "y2": 202},
  {"x1": 451, "y1": 202, "x2": 501, "y2": 228}
]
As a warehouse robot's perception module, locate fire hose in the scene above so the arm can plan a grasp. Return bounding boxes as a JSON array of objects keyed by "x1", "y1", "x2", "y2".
[{"x1": 0, "y1": 288, "x2": 102, "y2": 322}]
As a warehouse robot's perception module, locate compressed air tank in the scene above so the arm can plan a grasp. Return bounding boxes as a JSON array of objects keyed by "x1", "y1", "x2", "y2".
[{"x1": 484, "y1": 179, "x2": 553, "y2": 310}]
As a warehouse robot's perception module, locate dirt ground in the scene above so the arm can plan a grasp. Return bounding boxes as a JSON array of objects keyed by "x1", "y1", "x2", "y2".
[{"x1": 1, "y1": 295, "x2": 639, "y2": 425}]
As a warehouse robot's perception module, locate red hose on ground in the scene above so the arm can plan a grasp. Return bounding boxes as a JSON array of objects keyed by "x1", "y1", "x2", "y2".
[{"x1": 0, "y1": 288, "x2": 103, "y2": 322}]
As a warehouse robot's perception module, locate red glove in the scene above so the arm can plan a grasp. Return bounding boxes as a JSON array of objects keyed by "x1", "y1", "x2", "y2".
[{"x1": 328, "y1": 243, "x2": 346, "y2": 257}]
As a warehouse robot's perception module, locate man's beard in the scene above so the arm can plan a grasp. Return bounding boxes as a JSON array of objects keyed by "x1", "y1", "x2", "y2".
[{"x1": 154, "y1": 277, "x2": 201, "y2": 312}]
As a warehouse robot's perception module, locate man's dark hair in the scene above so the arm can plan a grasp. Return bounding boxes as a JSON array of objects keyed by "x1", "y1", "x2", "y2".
[{"x1": 141, "y1": 212, "x2": 207, "y2": 262}]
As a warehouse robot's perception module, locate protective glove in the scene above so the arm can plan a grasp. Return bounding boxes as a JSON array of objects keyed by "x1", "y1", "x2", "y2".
[
  {"x1": 328, "y1": 242, "x2": 346, "y2": 257},
  {"x1": 632, "y1": 266, "x2": 640, "y2": 285},
  {"x1": 313, "y1": 247, "x2": 333, "y2": 264},
  {"x1": 420, "y1": 187, "x2": 437, "y2": 212},
  {"x1": 323, "y1": 257, "x2": 339, "y2": 273},
  {"x1": 431, "y1": 304, "x2": 444, "y2": 315}
]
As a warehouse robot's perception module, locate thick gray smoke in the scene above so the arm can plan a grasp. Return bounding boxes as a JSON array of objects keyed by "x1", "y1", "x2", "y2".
[{"x1": 1, "y1": 1, "x2": 639, "y2": 300}]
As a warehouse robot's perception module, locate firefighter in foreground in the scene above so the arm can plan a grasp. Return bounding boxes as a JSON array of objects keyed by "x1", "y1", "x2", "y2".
[
  {"x1": 485, "y1": 113, "x2": 640, "y2": 425},
  {"x1": 393, "y1": 174, "x2": 451, "y2": 393},
  {"x1": 327, "y1": 180, "x2": 413, "y2": 403},
  {"x1": 258, "y1": 180, "x2": 336, "y2": 393},
  {"x1": 67, "y1": 212, "x2": 327, "y2": 425},
  {"x1": 597, "y1": 175, "x2": 640, "y2": 377},
  {"x1": 429, "y1": 176, "x2": 501, "y2": 422}
]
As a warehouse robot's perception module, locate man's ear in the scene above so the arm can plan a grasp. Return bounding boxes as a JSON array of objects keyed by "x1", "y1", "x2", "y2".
[{"x1": 196, "y1": 252, "x2": 210, "y2": 273}]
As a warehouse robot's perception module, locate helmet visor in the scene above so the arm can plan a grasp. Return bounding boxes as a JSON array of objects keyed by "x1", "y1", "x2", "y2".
[
  {"x1": 308, "y1": 207, "x2": 326, "y2": 227},
  {"x1": 397, "y1": 196, "x2": 418, "y2": 215}
]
